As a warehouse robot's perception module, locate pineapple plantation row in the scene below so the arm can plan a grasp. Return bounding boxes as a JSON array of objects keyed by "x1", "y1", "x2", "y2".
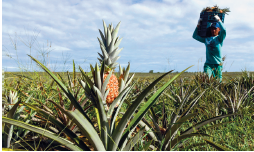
[{"x1": 2, "y1": 21, "x2": 254, "y2": 151}]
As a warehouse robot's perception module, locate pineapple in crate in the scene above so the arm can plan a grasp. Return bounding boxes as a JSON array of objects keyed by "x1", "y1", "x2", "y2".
[{"x1": 80, "y1": 20, "x2": 134, "y2": 111}]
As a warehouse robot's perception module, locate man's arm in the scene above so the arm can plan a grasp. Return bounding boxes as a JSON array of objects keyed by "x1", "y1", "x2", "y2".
[
  {"x1": 192, "y1": 27, "x2": 205, "y2": 43},
  {"x1": 214, "y1": 15, "x2": 226, "y2": 43},
  {"x1": 217, "y1": 21, "x2": 226, "y2": 43}
]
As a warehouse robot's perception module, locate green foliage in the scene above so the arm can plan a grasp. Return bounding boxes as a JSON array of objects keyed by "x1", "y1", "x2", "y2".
[
  {"x1": 3, "y1": 68, "x2": 254, "y2": 151},
  {"x1": 149, "y1": 70, "x2": 154, "y2": 73},
  {"x1": 3, "y1": 56, "x2": 190, "y2": 150}
]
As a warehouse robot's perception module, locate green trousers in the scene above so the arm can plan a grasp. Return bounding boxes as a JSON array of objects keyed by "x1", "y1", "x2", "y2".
[{"x1": 204, "y1": 63, "x2": 222, "y2": 82}]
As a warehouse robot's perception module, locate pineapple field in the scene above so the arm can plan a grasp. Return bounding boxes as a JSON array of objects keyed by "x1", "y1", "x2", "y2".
[{"x1": 2, "y1": 21, "x2": 254, "y2": 151}]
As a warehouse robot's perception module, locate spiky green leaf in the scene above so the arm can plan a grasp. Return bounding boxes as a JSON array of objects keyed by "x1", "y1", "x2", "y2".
[{"x1": 2, "y1": 117, "x2": 82, "y2": 151}]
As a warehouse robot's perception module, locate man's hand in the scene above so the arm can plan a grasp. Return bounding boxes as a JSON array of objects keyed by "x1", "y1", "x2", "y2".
[
  {"x1": 197, "y1": 18, "x2": 202, "y2": 28},
  {"x1": 214, "y1": 15, "x2": 221, "y2": 22}
]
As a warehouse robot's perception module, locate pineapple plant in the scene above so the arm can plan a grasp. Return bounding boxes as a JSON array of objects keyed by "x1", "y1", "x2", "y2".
[
  {"x1": 97, "y1": 21, "x2": 124, "y2": 106},
  {"x1": 77, "y1": 20, "x2": 135, "y2": 128}
]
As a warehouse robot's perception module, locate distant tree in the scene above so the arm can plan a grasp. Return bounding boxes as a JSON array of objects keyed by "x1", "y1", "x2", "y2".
[{"x1": 149, "y1": 70, "x2": 154, "y2": 73}]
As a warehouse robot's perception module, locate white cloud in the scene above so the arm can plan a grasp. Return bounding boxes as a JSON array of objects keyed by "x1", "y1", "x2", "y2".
[
  {"x1": 2, "y1": 25, "x2": 43, "y2": 39},
  {"x1": 51, "y1": 45, "x2": 71, "y2": 52},
  {"x1": 2, "y1": 0, "x2": 254, "y2": 72},
  {"x1": 71, "y1": 40, "x2": 94, "y2": 48}
]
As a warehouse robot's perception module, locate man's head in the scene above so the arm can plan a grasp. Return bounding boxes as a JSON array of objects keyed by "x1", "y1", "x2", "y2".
[{"x1": 210, "y1": 22, "x2": 221, "y2": 36}]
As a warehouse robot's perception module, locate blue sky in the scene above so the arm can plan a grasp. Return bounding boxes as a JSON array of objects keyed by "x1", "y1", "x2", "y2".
[{"x1": 2, "y1": 0, "x2": 254, "y2": 72}]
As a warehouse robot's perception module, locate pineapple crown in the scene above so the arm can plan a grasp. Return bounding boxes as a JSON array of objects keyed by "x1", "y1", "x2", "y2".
[
  {"x1": 201, "y1": 5, "x2": 230, "y2": 14},
  {"x1": 97, "y1": 20, "x2": 123, "y2": 71}
]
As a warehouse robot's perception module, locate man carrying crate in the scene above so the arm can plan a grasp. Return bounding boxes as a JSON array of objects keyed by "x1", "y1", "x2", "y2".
[{"x1": 192, "y1": 15, "x2": 226, "y2": 82}]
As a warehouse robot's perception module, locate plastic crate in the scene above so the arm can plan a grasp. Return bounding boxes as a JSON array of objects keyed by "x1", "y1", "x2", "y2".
[
  {"x1": 198, "y1": 11, "x2": 225, "y2": 38},
  {"x1": 200, "y1": 11, "x2": 225, "y2": 23}
]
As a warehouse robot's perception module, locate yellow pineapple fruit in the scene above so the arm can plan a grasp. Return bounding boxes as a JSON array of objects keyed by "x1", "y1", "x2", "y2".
[{"x1": 103, "y1": 72, "x2": 119, "y2": 104}]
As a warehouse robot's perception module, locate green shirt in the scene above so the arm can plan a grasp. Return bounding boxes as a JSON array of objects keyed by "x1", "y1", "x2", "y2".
[{"x1": 192, "y1": 21, "x2": 226, "y2": 64}]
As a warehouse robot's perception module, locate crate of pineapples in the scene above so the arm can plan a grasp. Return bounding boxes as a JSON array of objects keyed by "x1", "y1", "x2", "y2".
[{"x1": 198, "y1": 5, "x2": 230, "y2": 37}]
